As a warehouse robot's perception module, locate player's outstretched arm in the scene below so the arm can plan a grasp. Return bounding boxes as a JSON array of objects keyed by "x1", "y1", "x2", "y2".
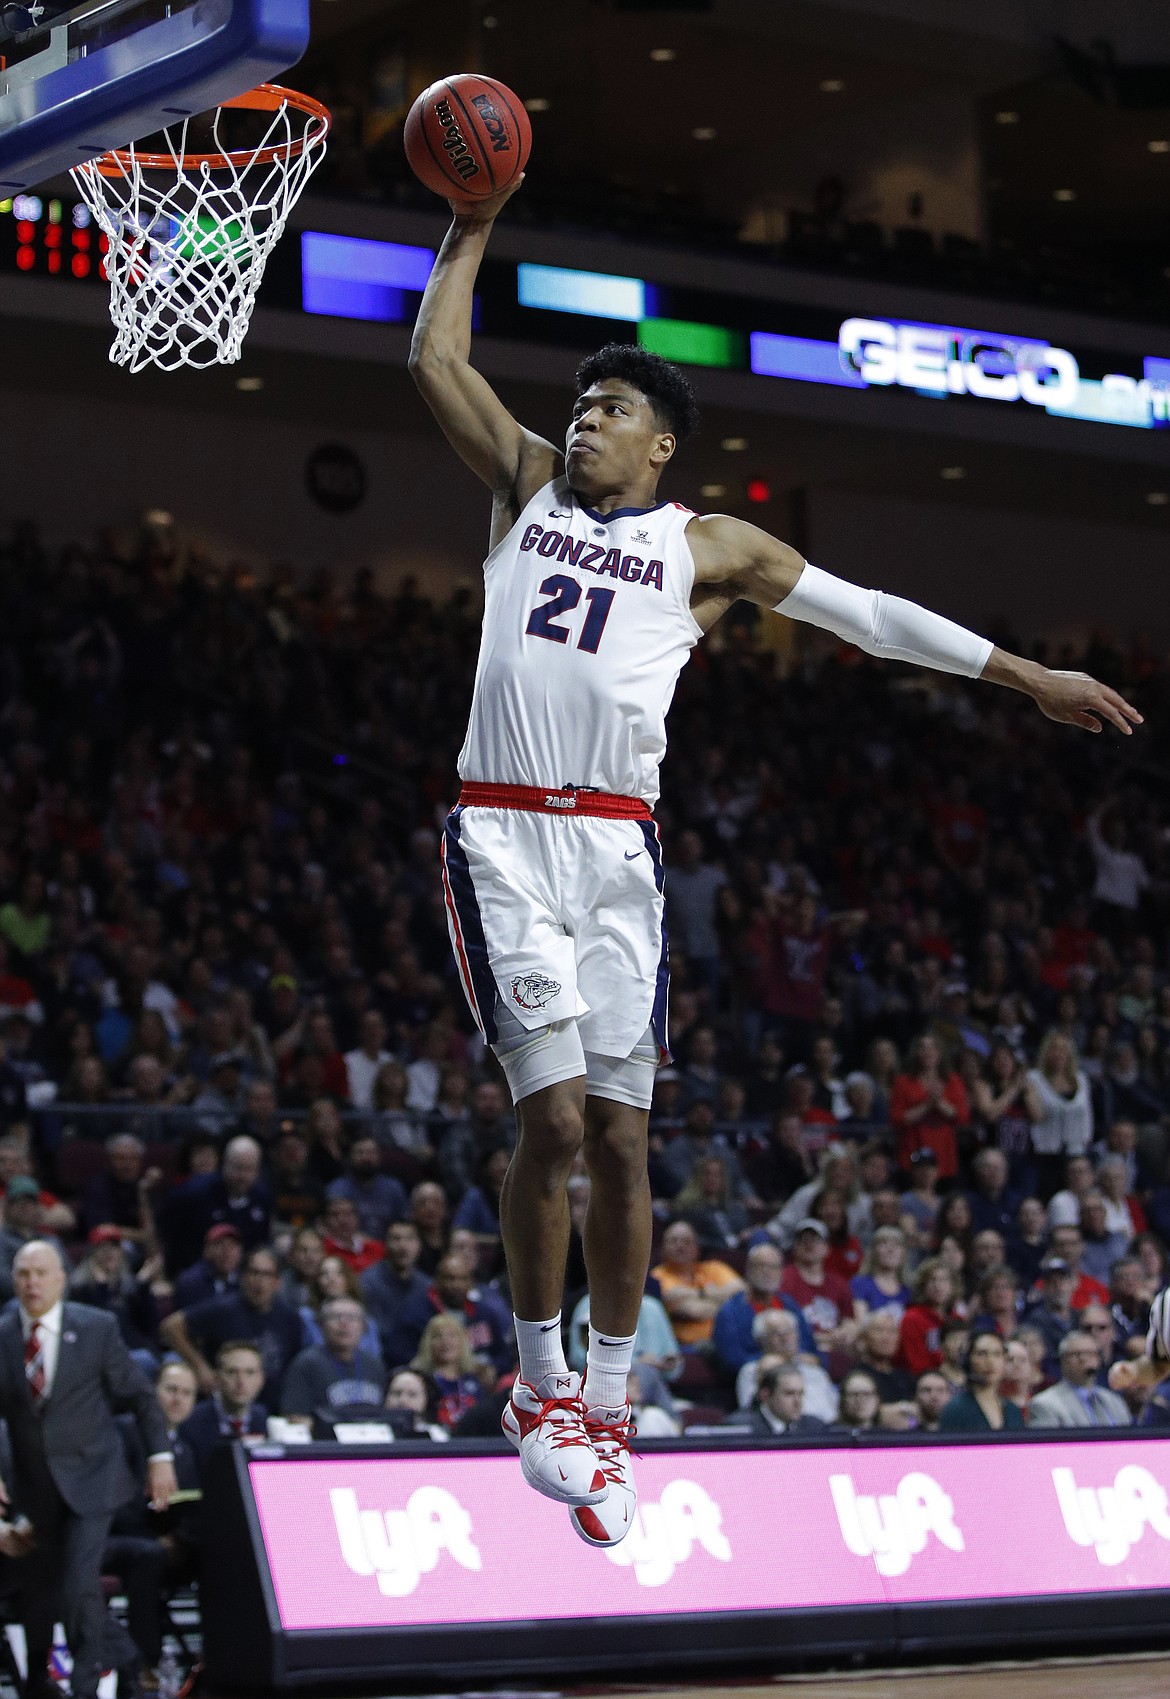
[
  {"x1": 409, "y1": 182, "x2": 559, "y2": 506},
  {"x1": 688, "y1": 513, "x2": 1142, "y2": 736}
]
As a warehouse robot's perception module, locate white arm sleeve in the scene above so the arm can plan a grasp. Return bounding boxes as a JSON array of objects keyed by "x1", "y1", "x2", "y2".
[{"x1": 775, "y1": 562, "x2": 993, "y2": 679}]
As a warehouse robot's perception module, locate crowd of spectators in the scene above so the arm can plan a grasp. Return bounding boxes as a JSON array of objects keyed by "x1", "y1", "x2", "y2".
[{"x1": 0, "y1": 515, "x2": 1169, "y2": 1665}]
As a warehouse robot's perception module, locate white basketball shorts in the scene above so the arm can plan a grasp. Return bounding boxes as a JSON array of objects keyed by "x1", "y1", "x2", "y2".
[{"x1": 440, "y1": 800, "x2": 669, "y2": 1062}]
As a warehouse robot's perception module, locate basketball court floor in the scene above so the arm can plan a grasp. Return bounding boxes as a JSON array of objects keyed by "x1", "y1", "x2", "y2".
[{"x1": 579, "y1": 1657, "x2": 1170, "y2": 1699}]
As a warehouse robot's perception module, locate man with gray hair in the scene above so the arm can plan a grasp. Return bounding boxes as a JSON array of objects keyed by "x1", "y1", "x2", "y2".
[
  {"x1": 0, "y1": 1240, "x2": 175, "y2": 1699},
  {"x1": 1029, "y1": 1329, "x2": 1132, "y2": 1427},
  {"x1": 712, "y1": 1240, "x2": 817, "y2": 1375},
  {"x1": 160, "y1": 1134, "x2": 271, "y2": 1274},
  {"x1": 967, "y1": 1147, "x2": 1020, "y2": 1237},
  {"x1": 734, "y1": 1307, "x2": 838, "y2": 1422}
]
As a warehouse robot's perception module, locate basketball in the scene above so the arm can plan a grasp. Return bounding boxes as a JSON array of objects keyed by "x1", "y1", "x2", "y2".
[{"x1": 403, "y1": 73, "x2": 531, "y2": 202}]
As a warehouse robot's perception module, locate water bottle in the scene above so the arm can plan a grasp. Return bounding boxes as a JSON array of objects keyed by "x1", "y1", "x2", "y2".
[{"x1": 157, "y1": 1646, "x2": 182, "y2": 1699}]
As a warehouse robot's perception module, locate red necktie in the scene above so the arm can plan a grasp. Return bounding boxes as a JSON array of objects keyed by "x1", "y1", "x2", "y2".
[
  {"x1": 227, "y1": 1415, "x2": 245, "y2": 1438},
  {"x1": 24, "y1": 1324, "x2": 45, "y2": 1405}
]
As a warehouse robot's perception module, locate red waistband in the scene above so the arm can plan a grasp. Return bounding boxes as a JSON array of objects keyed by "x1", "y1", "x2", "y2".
[{"x1": 457, "y1": 782, "x2": 653, "y2": 820}]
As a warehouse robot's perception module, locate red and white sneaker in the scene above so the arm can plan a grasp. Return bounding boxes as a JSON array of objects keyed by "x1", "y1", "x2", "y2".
[
  {"x1": 500, "y1": 1375, "x2": 609, "y2": 1506},
  {"x1": 569, "y1": 1402, "x2": 637, "y2": 1547}
]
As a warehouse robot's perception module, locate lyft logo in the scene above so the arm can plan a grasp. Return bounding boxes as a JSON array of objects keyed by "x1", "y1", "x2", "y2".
[
  {"x1": 830, "y1": 1472, "x2": 964, "y2": 1577},
  {"x1": 330, "y1": 1485, "x2": 481, "y2": 1597},
  {"x1": 1053, "y1": 1464, "x2": 1170, "y2": 1566},
  {"x1": 605, "y1": 1479, "x2": 732, "y2": 1587}
]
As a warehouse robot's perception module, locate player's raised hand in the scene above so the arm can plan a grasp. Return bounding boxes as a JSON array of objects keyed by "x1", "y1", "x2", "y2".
[
  {"x1": 1031, "y1": 669, "x2": 1143, "y2": 735},
  {"x1": 448, "y1": 173, "x2": 525, "y2": 224}
]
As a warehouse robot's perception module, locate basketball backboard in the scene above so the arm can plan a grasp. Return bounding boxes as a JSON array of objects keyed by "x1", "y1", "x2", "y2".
[{"x1": 0, "y1": 0, "x2": 309, "y2": 191}]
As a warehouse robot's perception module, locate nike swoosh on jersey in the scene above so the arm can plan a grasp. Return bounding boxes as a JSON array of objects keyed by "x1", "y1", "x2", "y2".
[{"x1": 623, "y1": 850, "x2": 642, "y2": 860}]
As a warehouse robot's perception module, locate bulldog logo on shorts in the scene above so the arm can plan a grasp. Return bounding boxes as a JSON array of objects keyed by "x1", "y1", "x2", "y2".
[{"x1": 511, "y1": 973, "x2": 561, "y2": 1012}]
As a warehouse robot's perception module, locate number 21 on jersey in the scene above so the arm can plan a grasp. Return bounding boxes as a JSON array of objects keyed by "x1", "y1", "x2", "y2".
[{"x1": 525, "y1": 575, "x2": 615, "y2": 654}]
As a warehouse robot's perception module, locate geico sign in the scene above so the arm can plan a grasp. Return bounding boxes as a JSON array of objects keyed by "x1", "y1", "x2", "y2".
[
  {"x1": 839, "y1": 317, "x2": 1080, "y2": 409},
  {"x1": 331, "y1": 1485, "x2": 481, "y2": 1597},
  {"x1": 830, "y1": 1470, "x2": 964, "y2": 1577},
  {"x1": 1053, "y1": 1463, "x2": 1170, "y2": 1566}
]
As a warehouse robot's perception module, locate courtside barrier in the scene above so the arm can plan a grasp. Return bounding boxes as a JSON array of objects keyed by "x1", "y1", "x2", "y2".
[{"x1": 201, "y1": 1431, "x2": 1170, "y2": 1688}]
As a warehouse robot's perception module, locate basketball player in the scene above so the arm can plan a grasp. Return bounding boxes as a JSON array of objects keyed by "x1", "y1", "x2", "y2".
[{"x1": 409, "y1": 177, "x2": 1141, "y2": 1547}]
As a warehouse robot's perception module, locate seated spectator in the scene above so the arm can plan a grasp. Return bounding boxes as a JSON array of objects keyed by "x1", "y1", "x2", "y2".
[
  {"x1": 1095, "y1": 1154, "x2": 1147, "y2": 1240},
  {"x1": 966, "y1": 1148, "x2": 1021, "y2": 1238},
  {"x1": 391, "y1": 1250, "x2": 515, "y2": 1377},
  {"x1": 626, "y1": 1364, "x2": 682, "y2": 1438},
  {"x1": 371, "y1": 1062, "x2": 435, "y2": 1182},
  {"x1": 734, "y1": 1308, "x2": 839, "y2": 1422},
  {"x1": 104, "y1": 1360, "x2": 203, "y2": 1687},
  {"x1": 968, "y1": 1265, "x2": 1022, "y2": 1338},
  {"x1": 180, "y1": 1339, "x2": 269, "y2": 1472},
  {"x1": 411, "y1": 1314, "x2": 488, "y2": 1428},
  {"x1": 854, "y1": 1310, "x2": 916, "y2": 1409},
  {"x1": 1022, "y1": 1255, "x2": 1079, "y2": 1377},
  {"x1": 0, "y1": 1174, "x2": 64, "y2": 1286},
  {"x1": 938, "y1": 1329, "x2": 1024, "y2": 1432},
  {"x1": 325, "y1": 1133, "x2": 407, "y2": 1241},
  {"x1": 832, "y1": 1370, "x2": 881, "y2": 1432},
  {"x1": 970, "y1": 1042, "x2": 1033, "y2": 1193},
  {"x1": 1001, "y1": 1335, "x2": 1043, "y2": 1418},
  {"x1": 851, "y1": 1226, "x2": 912, "y2": 1322},
  {"x1": 1029, "y1": 1329, "x2": 1132, "y2": 1427},
  {"x1": 300, "y1": 1255, "x2": 383, "y2": 1358},
  {"x1": 451, "y1": 1146, "x2": 508, "y2": 1263},
  {"x1": 657, "y1": 1099, "x2": 754, "y2": 1205},
  {"x1": 361, "y1": 1219, "x2": 432, "y2": 1362},
  {"x1": 933, "y1": 1190, "x2": 974, "y2": 1260},
  {"x1": 938, "y1": 1316, "x2": 972, "y2": 1392},
  {"x1": 569, "y1": 1287, "x2": 682, "y2": 1381},
  {"x1": 160, "y1": 1135, "x2": 272, "y2": 1275},
  {"x1": 162, "y1": 1245, "x2": 302, "y2": 1406},
  {"x1": 281, "y1": 1296, "x2": 387, "y2": 1422},
  {"x1": 728, "y1": 1362, "x2": 826, "y2": 1439},
  {"x1": 409, "y1": 1181, "x2": 451, "y2": 1277},
  {"x1": 172, "y1": 1223, "x2": 242, "y2": 1309},
  {"x1": 69, "y1": 1224, "x2": 161, "y2": 1360},
  {"x1": 898, "y1": 1148, "x2": 941, "y2": 1255},
  {"x1": 1048, "y1": 1223, "x2": 1110, "y2": 1308},
  {"x1": 780, "y1": 1218, "x2": 855, "y2": 1355},
  {"x1": 1047, "y1": 1154, "x2": 1096, "y2": 1230},
  {"x1": 674, "y1": 1153, "x2": 752, "y2": 1256},
  {"x1": 344, "y1": 1008, "x2": 394, "y2": 1111},
  {"x1": 897, "y1": 1256, "x2": 957, "y2": 1375},
  {"x1": 652, "y1": 1219, "x2": 744, "y2": 1350},
  {"x1": 303, "y1": 1096, "x2": 346, "y2": 1186},
  {"x1": 320, "y1": 1194, "x2": 385, "y2": 1275},
  {"x1": 1079, "y1": 1191, "x2": 1129, "y2": 1284},
  {"x1": 384, "y1": 1367, "x2": 448, "y2": 1441},
  {"x1": 813, "y1": 1189, "x2": 863, "y2": 1281},
  {"x1": 279, "y1": 1224, "x2": 325, "y2": 1309},
  {"x1": 267, "y1": 1125, "x2": 325, "y2": 1229},
  {"x1": 851, "y1": 1142, "x2": 896, "y2": 1241},
  {"x1": 79, "y1": 1132, "x2": 156, "y2": 1248},
  {"x1": 1007, "y1": 1195, "x2": 1049, "y2": 1292},
  {"x1": 838, "y1": 1071, "x2": 886, "y2": 1141},
  {"x1": 744, "y1": 1111, "x2": 814, "y2": 1205},
  {"x1": 968, "y1": 1229, "x2": 1009, "y2": 1291},
  {"x1": 767, "y1": 1146, "x2": 861, "y2": 1251},
  {"x1": 1078, "y1": 1300, "x2": 1122, "y2": 1383},
  {"x1": 890, "y1": 1034, "x2": 968, "y2": 1180},
  {"x1": 712, "y1": 1242, "x2": 816, "y2": 1375},
  {"x1": 913, "y1": 1368, "x2": 953, "y2": 1432},
  {"x1": 436, "y1": 1080, "x2": 515, "y2": 1201}
]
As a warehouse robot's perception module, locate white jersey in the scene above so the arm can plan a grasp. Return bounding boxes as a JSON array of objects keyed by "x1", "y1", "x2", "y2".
[{"x1": 458, "y1": 478, "x2": 704, "y2": 805}]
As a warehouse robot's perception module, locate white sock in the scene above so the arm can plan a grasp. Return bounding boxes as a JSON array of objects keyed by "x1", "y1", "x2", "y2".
[
  {"x1": 513, "y1": 1313, "x2": 570, "y2": 1397},
  {"x1": 583, "y1": 1324, "x2": 637, "y2": 1413}
]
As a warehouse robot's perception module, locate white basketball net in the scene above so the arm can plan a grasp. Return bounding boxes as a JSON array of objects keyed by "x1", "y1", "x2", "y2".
[{"x1": 70, "y1": 92, "x2": 329, "y2": 372}]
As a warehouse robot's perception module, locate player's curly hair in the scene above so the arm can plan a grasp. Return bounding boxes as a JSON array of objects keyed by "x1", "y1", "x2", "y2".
[{"x1": 575, "y1": 342, "x2": 700, "y2": 443}]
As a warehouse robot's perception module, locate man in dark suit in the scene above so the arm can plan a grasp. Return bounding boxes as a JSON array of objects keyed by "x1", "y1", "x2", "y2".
[
  {"x1": 721, "y1": 1363, "x2": 827, "y2": 1440},
  {"x1": 0, "y1": 1240, "x2": 176, "y2": 1699},
  {"x1": 179, "y1": 1341, "x2": 268, "y2": 1476}
]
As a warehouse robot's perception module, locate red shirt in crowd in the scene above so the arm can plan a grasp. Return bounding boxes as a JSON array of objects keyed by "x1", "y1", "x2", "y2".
[
  {"x1": 780, "y1": 1264, "x2": 854, "y2": 1340},
  {"x1": 890, "y1": 1073, "x2": 969, "y2": 1180},
  {"x1": 322, "y1": 1231, "x2": 384, "y2": 1274},
  {"x1": 825, "y1": 1235, "x2": 864, "y2": 1283},
  {"x1": 751, "y1": 919, "x2": 830, "y2": 1022},
  {"x1": 898, "y1": 1303, "x2": 948, "y2": 1374}
]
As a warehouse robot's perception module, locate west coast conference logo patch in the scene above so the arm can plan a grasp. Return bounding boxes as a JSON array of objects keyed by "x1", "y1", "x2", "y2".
[{"x1": 511, "y1": 972, "x2": 561, "y2": 1012}]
